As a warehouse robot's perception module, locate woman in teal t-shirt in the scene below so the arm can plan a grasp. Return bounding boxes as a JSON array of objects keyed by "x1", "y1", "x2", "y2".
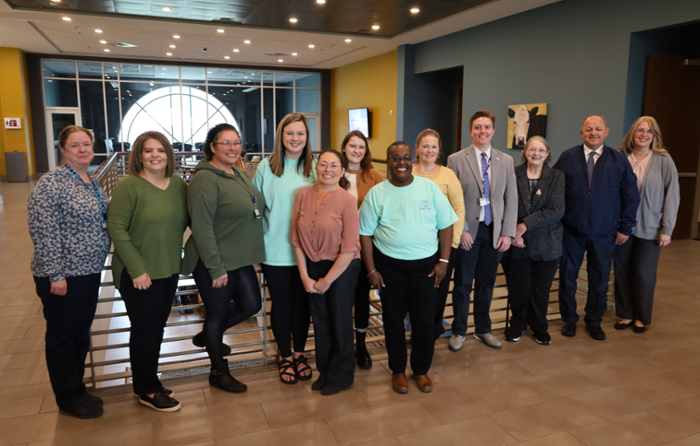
[
  {"x1": 253, "y1": 113, "x2": 317, "y2": 384},
  {"x1": 108, "y1": 131, "x2": 188, "y2": 412}
]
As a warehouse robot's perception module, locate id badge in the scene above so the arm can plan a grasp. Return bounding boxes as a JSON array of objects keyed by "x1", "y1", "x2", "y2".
[
  {"x1": 254, "y1": 208, "x2": 261, "y2": 219},
  {"x1": 479, "y1": 197, "x2": 490, "y2": 207}
]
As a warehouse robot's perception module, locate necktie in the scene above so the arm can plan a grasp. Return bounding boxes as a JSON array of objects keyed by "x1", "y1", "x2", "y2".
[
  {"x1": 586, "y1": 152, "x2": 595, "y2": 191},
  {"x1": 481, "y1": 152, "x2": 492, "y2": 225}
]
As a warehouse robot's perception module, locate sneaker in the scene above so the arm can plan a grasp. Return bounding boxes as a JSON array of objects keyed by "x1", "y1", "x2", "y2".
[
  {"x1": 474, "y1": 332, "x2": 502, "y2": 349},
  {"x1": 138, "y1": 390, "x2": 181, "y2": 412},
  {"x1": 533, "y1": 330, "x2": 551, "y2": 345},
  {"x1": 60, "y1": 399, "x2": 104, "y2": 419},
  {"x1": 504, "y1": 327, "x2": 523, "y2": 342},
  {"x1": 448, "y1": 334, "x2": 466, "y2": 352},
  {"x1": 133, "y1": 387, "x2": 175, "y2": 398}
]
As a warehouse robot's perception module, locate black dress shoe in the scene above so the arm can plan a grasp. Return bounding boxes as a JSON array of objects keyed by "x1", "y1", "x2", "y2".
[
  {"x1": 614, "y1": 321, "x2": 633, "y2": 330},
  {"x1": 561, "y1": 322, "x2": 577, "y2": 337},
  {"x1": 585, "y1": 324, "x2": 606, "y2": 341},
  {"x1": 321, "y1": 383, "x2": 350, "y2": 396},
  {"x1": 311, "y1": 374, "x2": 326, "y2": 391},
  {"x1": 632, "y1": 325, "x2": 646, "y2": 334},
  {"x1": 355, "y1": 343, "x2": 372, "y2": 369},
  {"x1": 59, "y1": 399, "x2": 104, "y2": 419}
]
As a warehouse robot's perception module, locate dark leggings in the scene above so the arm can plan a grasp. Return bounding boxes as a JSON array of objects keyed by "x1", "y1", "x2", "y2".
[
  {"x1": 353, "y1": 261, "x2": 372, "y2": 330},
  {"x1": 261, "y1": 264, "x2": 310, "y2": 358},
  {"x1": 192, "y1": 260, "x2": 262, "y2": 365}
]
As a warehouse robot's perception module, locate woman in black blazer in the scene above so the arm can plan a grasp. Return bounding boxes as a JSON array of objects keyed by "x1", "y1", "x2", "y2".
[{"x1": 504, "y1": 136, "x2": 565, "y2": 345}]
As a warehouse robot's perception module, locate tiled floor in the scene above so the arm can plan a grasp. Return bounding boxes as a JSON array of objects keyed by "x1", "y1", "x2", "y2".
[{"x1": 1, "y1": 178, "x2": 700, "y2": 446}]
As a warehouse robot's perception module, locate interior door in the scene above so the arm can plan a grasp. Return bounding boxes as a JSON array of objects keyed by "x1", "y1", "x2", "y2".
[
  {"x1": 45, "y1": 108, "x2": 81, "y2": 170},
  {"x1": 301, "y1": 113, "x2": 321, "y2": 153},
  {"x1": 643, "y1": 55, "x2": 700, "y2": 239}
]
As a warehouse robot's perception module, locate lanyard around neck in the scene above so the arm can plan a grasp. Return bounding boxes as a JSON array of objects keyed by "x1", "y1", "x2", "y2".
[{"x1": 65, "y1": 165, "x2": 108, "y2": 219}]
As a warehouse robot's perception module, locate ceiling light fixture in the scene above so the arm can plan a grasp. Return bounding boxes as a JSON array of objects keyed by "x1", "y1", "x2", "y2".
[
  {"x1": 292, "y1": 52, "x2": 298, "y2": 56},
  {"x1": 410, "y1": 8, "x2": 420, "y2": 13},
  {"x1": 50, "y1": 0, "x2": 61, "y2": 3},
  {"x1": 233, "y1": 49, "x2": 239, "y2": 52},
  {"x1": 162, "y1": 6, "x2": 171, "y2": 12},
  {"x1": 225, "y1": 56, "x2": 230, "y2": 59},
  {"x1": 62, "y1": 17, "x2": 71, "y2": 21},
  {"x1": 345, "y1": 38, "x2": 351, "y2": 42},
  {"x1": 278, "y1": 59, "x2": 283, "y2": 63},
  {"x1": 173, "y1": 35, "x2": 180, "y2": 39},
  {"x1": 104, "y1": 49, "x2": 110, "y2": 52},
  {"x1": 95, "y1": 29, "x2": 102, "y2": 33},
  {"x1": 166, "y1": 52, "x2": 172, "y2": 56},
  {"x1": 169, "y1": 44, "x2": 176, "y2": 48},
  {"x1": 308, "y1": 44, "x2": 315, "y2": 48},
  {"x1": 372, "y1": 25, "x2": 380, "y2": 30},
  {"x1": 149, "y1": 82, "x2": 154, "y2": 86},
  {"x1": 244, "y1": 40, "x2": 251, "y2": 44},
  {"x1": 217, "y1": 29, "x2": 224, "y2": 33},
  {"x1": 289, "y1": 18, "x2": 298, "y2": 23},
  {"x1": 316, "y1": 0, "x2": 325, "y2": 3},
  {"x1": 100, "y1": 40, "x2": 107, "y2": 44}
]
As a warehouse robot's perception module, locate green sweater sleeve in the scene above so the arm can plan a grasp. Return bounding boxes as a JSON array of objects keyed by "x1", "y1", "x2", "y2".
[
  {"x1": 107, "y1": 178, "x2": 147, "y2": 280},
  {"x1": 188, "y1": 171, "x2": 226, "y2": 280}
]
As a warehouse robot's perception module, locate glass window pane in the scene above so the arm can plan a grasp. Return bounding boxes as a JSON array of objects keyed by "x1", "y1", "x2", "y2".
[
  {"x1": 42, "y1": 60, "x2": 76, "y2": 78},
  {"x1": 79, "y1": 81, "x2": 106, "y2": 141},
  {"x1": 105, "y1": 81, "x2": 123, "y2": 150},
  {"x1": 275, "y1": 88, "x2": 293, "y2": 129},
  {"x1": 78, "y1": 62, "x2": 103, "y2": 79},
  {"x1": 104, "y1": 64, "x2": 118, "y2": 80},
  {"x1": 119, "y1": 64, "x2": 179, "y2": 82},
  {"x1": 207, "y1": 86, "x2": 262, "y2": 156},
  {"x1": 295, "y1": 89, "x2": 319, "y2": 113},
  {"x1": 120, "y1": 83, "x2": 182, "y2": 146},
  {"x1": 207, "y1": 68, "x2": 261, "y2": 86},
  {"x1": 263, "y1": 88, "x2": 274, "y2": 154},
  {"x1": 44, "y1": 79, "x2": 78, "y2": 107},
  {"x1": 181, "y1": 66, "x2": 206, "y2": 84},
  {"x1": 295, "y1": 72, "x2": 319, "y2": 88},
  {"x1": 275, "y1": 72, "x2": 294, "y2": 87},
  {"x1": 262, "y1": 71, "x2": 274, "y2": 87},
  {"x1": 182, "y1": 85, "x2": 209, "y2": 151}
]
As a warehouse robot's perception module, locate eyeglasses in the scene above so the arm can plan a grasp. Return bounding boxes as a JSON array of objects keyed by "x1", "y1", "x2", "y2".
[
  {"x1": 66, "y1": 142, "x2": 93, "y2": 150},
  {"x1": 389, "y1": 154, "x2": 413, "y2": 163},
  {"x1": 635, "y1": 129, "x2": 655, "y2": 136},
  {"x1": 215, "y1": 140, "x2": 243, "y2": 148},
  {"x1": 319, "y1": 162, "x2": 342, "y2": 169}
]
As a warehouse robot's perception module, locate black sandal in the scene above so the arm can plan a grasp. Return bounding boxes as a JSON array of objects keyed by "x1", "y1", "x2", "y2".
[
  {"x1": 294, "y1": 355, "x2": 313, "y2": 381},
  {"x1": 278, "y1": 359, "x2": 297, "y2": 385}
]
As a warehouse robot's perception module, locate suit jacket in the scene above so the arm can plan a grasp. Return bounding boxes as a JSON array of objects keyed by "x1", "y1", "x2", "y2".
[
  {"x1": 631, "y1": 152, "x2": 680, "y2": 240},
  {"x1": 553, "y1": 144, "x2": 639, "y2": 238},
  {"x1": 512, "y1": 163, "x2": 565, "y2": 261},
  {"x1": 447, "y1": 145, "x2": 517, "y2": 249}
]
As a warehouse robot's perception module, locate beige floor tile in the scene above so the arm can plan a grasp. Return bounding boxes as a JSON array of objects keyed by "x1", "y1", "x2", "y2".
[
  {"x1": 0, "y1": 297, "x2": 10, "y2": 308},
  {"x1": 202, "y1": 376, "x2": 308, "y2": 410},
  {"x1": 648, "y1": 395, "x2": 700, "y2": 435},
  {"x1": 0, "y1": 411, "x2": 94, "y2": 446},
  {"x1": 0, "y1": 382, "x2": 53, "y2": 404},
  {"x1": 325, "y1": 401, "x2": 440, "y2": 445},
  {"x1": 0, "y1": 315, "x2": 46, "y2": 330},
  {"x1": 436, "y1": 360, "x2": 535, "y2": 389},
  {"x1": 216, "y1": 419, "x2": 338, "y2": 446},
  {"x1": 0, "y1": 355, "x2": 11, "y2": 371},
  {"x1": 575, "y1": 355, "x2": 672, "y2": 387},
  {"x1": 30, "y1": 421, "x2": 153, "y2": 446},
  {"x1": 418, "y1": 383, "x2": 526, "y2": 425},
  {"x1": 502, "y1": 369, "x2": 602, "y2": 404},
  {"x1": 0, "y1": 395, "x2": 43, "y2": 420},
  {"x1": 643, "y1": 345, "x2": 700, "y2": 370},
  {"x1": 0, "y1": 327, "x2": 30, "y2": 342},
  {"x1": 660, "y1": 433, "x2": 700, "y2": 445},
  {"x1": 514, "y1": 431, "x2": 587, "y2": 446},
  {"x1": 568, "y1": 410, "x2": 686, "y2": 446},
  {"x1": 349, "y1": 438, "x2": 400, "y2": 446},
  {"x1": 0, "y1": 305, "x2": 42, "y2": 318},
  {"x1": 261, "y1": 388, "x2": 368, "y2": 428},
  {"x1": 6, "y1": 351, "x2": 45, "y2": 370},
  {"x1": 355, "y1": 373, "x2": 451, "y2": 409},
  {"x1": 489, "y1": 396, "x2": 602, "y2": 441},
  {"x1": 152, "y1": 402, "x2": 268, "y2": 446},
  {"x1": 0, "y1": 337, "x2": 45, "y2": 356},
  {"x1": 181, "y1": 441, "x2": 216, "y2": 446},
  {"x1": 394, "y1": 415, "x2": 517, "y2": 446},
  {"x1": 24, "y1": 325, "x2": 47, "y2": 339},
  {"x1": 0, "y1": 366, "x2": 50, "y2": 389},
  {"x1": 0, "y1": 281, "x2": 23, "y2": 291}
]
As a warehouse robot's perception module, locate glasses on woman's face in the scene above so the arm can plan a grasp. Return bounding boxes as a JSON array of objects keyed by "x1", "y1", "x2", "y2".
[
  {"x1": 318, "y1": 162, "x2": 342, "y2": 169},
  {"x1": 528, "y1": 147, "x2": 548, "y2": 155},
  {"x1": 67, "y1": 142, "x2": 93, "y2": 150},
  {"x1": 389, "y1": 154, "x2": 413, "y2": 163},
  {"x1": 215, "y1": 140, "x2": 243, "y2": 148},
  {"x1": 635, "y1": 128, "x2": 655, "y2": 136}
]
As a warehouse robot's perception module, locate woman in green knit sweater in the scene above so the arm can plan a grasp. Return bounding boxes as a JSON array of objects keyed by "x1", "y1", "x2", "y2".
[
  {"x1": 108, "y1": 131, "x2": 188, "y2": 412},
  {"x1": 181, "y1": 123, "x2": 265, "y2": 394}
]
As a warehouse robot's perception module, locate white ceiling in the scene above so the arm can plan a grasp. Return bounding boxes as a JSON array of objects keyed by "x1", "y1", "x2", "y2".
[{"x1": 0, "y1": 0, "x2": 559, "y2": 69}]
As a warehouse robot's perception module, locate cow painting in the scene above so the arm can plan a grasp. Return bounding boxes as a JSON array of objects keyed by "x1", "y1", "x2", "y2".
[{"x1": 507, "y1": 104, "x2": 547, "y2": 149}]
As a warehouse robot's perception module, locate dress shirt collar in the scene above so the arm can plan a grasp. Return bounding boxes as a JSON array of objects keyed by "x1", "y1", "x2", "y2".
[
  {"x1": 474, "y1": 145, "x2": 492, "y2": 160},
  {"x1": 583, "y1": 144, "x2": 603, "y2": 159}
]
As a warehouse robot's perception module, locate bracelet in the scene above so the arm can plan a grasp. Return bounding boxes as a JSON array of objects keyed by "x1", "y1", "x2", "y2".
[
  {"x1": 439, "y1": 258, "x2": 449, "y2": 264},
  {"x1": 367, "y1": 269, "x2": 377, "y2": 278}
]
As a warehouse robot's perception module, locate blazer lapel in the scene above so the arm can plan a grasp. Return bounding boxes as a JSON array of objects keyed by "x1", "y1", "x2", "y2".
[
  {"x1": 465, "y1": 146, "x2": 484, "y2": 194},
  {"x1": 490, "y1": 149, "x2": 500, "y2": 199},
  {"x1": 515, "y1": 164, "x2": 531, "y2": 210}
]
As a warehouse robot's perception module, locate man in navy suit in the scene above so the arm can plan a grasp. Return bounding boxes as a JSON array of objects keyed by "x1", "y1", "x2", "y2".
[{"x1": 553, "y1": 116, "x2": 639, "y2": 341}]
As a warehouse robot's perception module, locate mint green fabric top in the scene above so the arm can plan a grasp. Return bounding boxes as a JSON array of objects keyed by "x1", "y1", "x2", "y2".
[
  {"x1": 181, "y1": 160, "x2": 266, "y2": 279},
  {"x1": 359, "y1": 176, "x2": 458, "y2": 260},
  {"x1": 107, "y1": 174, "x2": 188, "y2": 289},
  {"x1": 253, "y1": 156, "x2": 317, "y2": 266}
]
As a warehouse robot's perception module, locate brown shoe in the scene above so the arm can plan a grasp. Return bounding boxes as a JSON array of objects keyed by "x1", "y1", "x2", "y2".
[
  {"x1": 413, "y1": 374, "x2": 433, "y2": 393},
  {"x1": 392, "y1": 373, "x2": 409, "y2": 394}
]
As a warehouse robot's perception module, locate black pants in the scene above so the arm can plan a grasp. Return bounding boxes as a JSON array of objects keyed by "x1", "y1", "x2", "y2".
[
  {"x1": 353, "y1": 261, "x2": 372, "y2": 331},
  {"x1": 558, "y1": 231, "x2": 615, "y2": 326},
  {"x1": 192, "y1": 260, "x2": 262, "y2": 365},
  {"x1": 374, "y1": 247, "x2": 437, "y2": 376},
  {"x1": 613, "y1": 236, "x2": 661, "y2": 325},
  {"x1": 34, "y1": 273, "x2": 101, "y2": 408},
  {"x1": 307, "y1": 258, "x2": 360, "y2": 388},
  {"x1": 434, "y1": 247, "x2": 459, "y2": 337},
  {"x1": 504, "y1": 253, "x2": 558, "y2": 332},
  {"x1": 120, "y1": 271, "x2": 179, "y2": 396},
  {"x1": 452, "y1": 223, "x2": 503, "y2": 335},
  {"x1": 261, "y1": 264, "x2": 310, "y2": 358}
]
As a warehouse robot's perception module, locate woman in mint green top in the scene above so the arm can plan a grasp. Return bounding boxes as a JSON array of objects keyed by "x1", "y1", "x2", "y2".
[
  {"x1": 253, "y1": 113, "x2": 317, "y2": 384},
  {"x1": 107, "y1": 131, "x2": 187, "y2": 412},
  {"x1": 182, "y1": 123, "x2": 265, "y2": 394}
]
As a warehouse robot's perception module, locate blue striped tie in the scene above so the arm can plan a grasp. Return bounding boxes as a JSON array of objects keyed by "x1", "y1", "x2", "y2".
[
  {"x1": 481, "y1": 152, "x2": 492, "y2": 225},
  {"x1": 587, "y1": 152, "x2": 595, "y2": 191}
]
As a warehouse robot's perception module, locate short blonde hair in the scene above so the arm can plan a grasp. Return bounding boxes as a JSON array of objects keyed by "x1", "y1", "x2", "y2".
[{"x1": 129, "y1": 131, "x2": 176, "y2": 177}]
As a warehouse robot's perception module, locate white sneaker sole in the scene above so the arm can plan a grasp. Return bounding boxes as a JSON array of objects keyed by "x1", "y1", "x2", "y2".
[{"x1": 138, "y1": 397, "x2": 181, "y2": 413}]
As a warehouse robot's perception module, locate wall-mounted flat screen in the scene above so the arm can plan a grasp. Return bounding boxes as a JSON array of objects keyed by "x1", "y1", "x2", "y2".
[{"x1": 348, "y1": 107, "x2": 371, "y2": 138}]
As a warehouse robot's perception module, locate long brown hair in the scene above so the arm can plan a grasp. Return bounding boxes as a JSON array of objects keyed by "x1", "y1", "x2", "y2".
[
  {"x1": 269, "y1": 113, "x2": 313, "y2": 177},
  {"x1": 129, "y1": 131, "x2": 176, "y2": 177},
  {"x1": 340, "y1": 130, "x2": 374, "y2": 182},
  {"x1": 620, "y1": 116, "x2": 668, "y2": 156}
]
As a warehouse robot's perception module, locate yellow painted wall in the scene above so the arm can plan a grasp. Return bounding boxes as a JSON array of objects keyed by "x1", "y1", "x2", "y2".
[
  {"x1": 0, "y1": 47, "x2": 35, "y2": 176},
  {"x1": 331, "y1": 51, "x2": 397, "y2": 162}
]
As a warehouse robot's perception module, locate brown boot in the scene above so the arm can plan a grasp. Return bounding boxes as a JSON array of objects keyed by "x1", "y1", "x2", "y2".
[
  {"x1": 413, "y1": 374, "x2": 433, "y2": 393},
  {"x1": 392, "y1": 373, "x2": 408, "y2": 394}
]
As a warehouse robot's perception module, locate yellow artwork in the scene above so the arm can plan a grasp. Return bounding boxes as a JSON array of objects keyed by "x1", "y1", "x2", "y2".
[{"x1": 507, "y1": 103, "x2": 548, "y2": 149}]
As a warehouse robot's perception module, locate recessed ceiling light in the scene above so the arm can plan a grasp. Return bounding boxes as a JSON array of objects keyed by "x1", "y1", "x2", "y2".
[
  {"x1": 166, "y1": 52, "x2": 172, "y2": 56},
  {"x1": 104, "y1": 49, "x2": 110, "y2": 52},
  {"x1": 100, "y1": 40, "x2": 107, "y2": 44},
  {"x1": 149, "y1": 82, "x2": 154, "y2": 86},
  {"x1": 410, "y1": 8, "x2": 420, "y2": 13},
  {"x1": 95, "y1": 29, "x2": 102, "y2": 33},
  {"x1": 233, "y1": 49, "x2": 239, "y2": 52},
  {"x1": 217, "y1": 29, "x2": 224, "y2": 33},
  {"x1": 244, "y1": 40, "x2": 251, "y2": 44},
  {"x1": 169, "y1": 45, "x2": 176, "y2": 48},
  {"x1": 308, "y1": 44, "x2": 315, "y2": 48},
  {"x1": 244, "y1": 76, "x2": 248, "y2": 79},
  {"x1": 278, "y1": 59, "x2": 283, "y2": 63},
  {"x1": 162, "y1": 6, "x2": 171, "y2": 12},
  {"x1": 173, "y1": 35, "x2": 180, "y2": 39},
  {"x1": 50, "y1": 0, "x2": 61, "y2": 3},
  {"x1": 372, "y1": 25, "x2": 380, "y2": 30},
  {"x1": 225, "y1": 56, "x2": 230, "y2": 59},
  {"x1": 289, "y1": 18, "x2": 298, "y2": 23},
  {"x1": 207, "y1": 71, "x2": 212, "y2": 74},
  {"x1": 292, "y1": 52, "x2": 298, "y2": 56},
  {"x1": 162, "y1": 67, "x2": 166, "y2": 70},
  {"x1": 316, "y1": 0, "x2": 325, "y2": 3},
  {"x1": 62, "y1": 17, "x2": 71, "y2": 21},
  {"x1": 345, "y1": 38, "x2": 352, "y2": 43}
]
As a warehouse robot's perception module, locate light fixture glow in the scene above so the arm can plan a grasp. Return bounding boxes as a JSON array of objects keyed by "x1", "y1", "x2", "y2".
[
  {"x1": 166, "y1": 52, "x2": 172, "y2": 56},
  {"x1": 95, "y1": 29, "x2": 102, "y2": 33},
  {"x1": 345, "y1": 38, "x2": 351, "y2": 43},
  {"x1": 278, "y1": 59, "x2": 283, "y2": 62},
  {"x1": 162, "y1": 6, "x2": 171, "y2": 12},
  {"x1": 372, "y1": 25, "x2": 380, "y2": 30},
  {"x1": 173, "y1": 35, "x2": 180, "y2": 39},
  {"x1": 410, "y1": 8, "x2": 420, "y2": 13},
  {"x1": 244, "y1": 40, "x2": 251, "y2": 44},
  {"x1": 289, "y1": 18, "x2": 298, "y2": 23},
  {"x1": 292, "y1": 52, "x2": 298, "y2": 56},
  {"x1": 149, "y1": 82, "x2": 154, "y2": 86},
  {"x1": 225, "y1": 56, "x2": 230, "y2": 59},
  {"x1": 62, "y1": 16, "x2": 71, "y2": 21},
  {"x1": 217, "y1": 29, "x2": 224, "y2": 33},
  {"x1": 169, "y1": 45, "x2": 176, "y2": 48},
  {"x1": 100, "y1": 40, "x2": 107, "y2": 44},
  {"x1": 104, "y1": 49, "x2": 110, "y2": 52},
  {"x1": 233, "y1": 49, "x2": 239, "y2": 52},
  {"x1": 50, "y1": 0, "x2": 61, "y2": 3},
  {"x1": 308, "y1": 44, "x2": 315, "y2": 48},
  {"x1": 317, "y1": 0, "x2": 325, "y2": 3}
]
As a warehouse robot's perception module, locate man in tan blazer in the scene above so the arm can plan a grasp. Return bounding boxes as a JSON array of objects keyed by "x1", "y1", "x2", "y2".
[{"x1": 446, "y1": 110, "x2": 517, "y2": 350}]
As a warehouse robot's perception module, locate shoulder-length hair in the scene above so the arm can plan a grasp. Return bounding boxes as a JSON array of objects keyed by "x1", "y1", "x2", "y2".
[
  {"x1": 58, "y1": 125, "x2": 93, "y2": 150},
  {"x1": 520, "y1": 136, "x2": 553, "y2": 165},
  {"x1": 319, "y1": 149, "x2": 350, "y2": 190},
  {"x1": 620, "y1": 116, "x2": 668, "y2": 156},
  {"x1": 339, "y1": 130, "x2": 374, "y2": 179},
  {"x1": 415, "y1": 128, "x2": 443, "y2": 164},
  {"x1": 129, "y1": 131, "x2": 176, "y2": 177},
  {"x1": 269, "y1": 113, "x2": 313, "y2": 178}
]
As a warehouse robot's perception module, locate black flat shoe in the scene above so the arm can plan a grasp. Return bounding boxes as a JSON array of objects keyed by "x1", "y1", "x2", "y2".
[
  {"x1": 632, "y1": 325, "x2": 646, "y2": 334},
  {"x1": 614, "y1": 321, "x2": 633, "y2": 330}
]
